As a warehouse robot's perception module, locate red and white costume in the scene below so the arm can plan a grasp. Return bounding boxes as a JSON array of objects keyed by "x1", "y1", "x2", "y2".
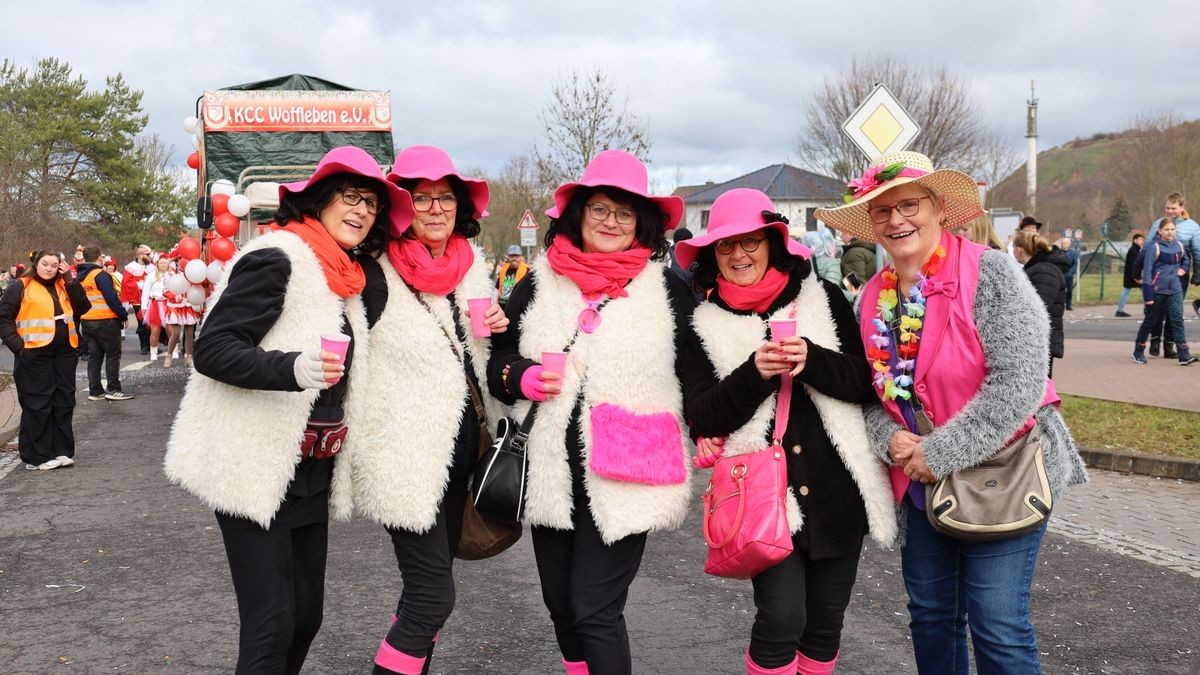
[
  {"x1": 141, "y1": 265, "x2": 169, "y2": 328},
  {"x1": 121, "y1": 259, "x2": 150, "y2": 312},
  {"x1": 161, "y1": 271, "x2": 199, "y2": 326}
]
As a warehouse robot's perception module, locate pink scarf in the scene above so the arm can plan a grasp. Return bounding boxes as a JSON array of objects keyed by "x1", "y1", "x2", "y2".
[
  {"x1": 716, "y1": 267, "x2": 789, "y2": 314},
  {"x1": 545, "y1": 236, "x2": 651, "y2": 299},
  {"x1": 387, "y1": 234, "x2": 474, "y2": 296}
]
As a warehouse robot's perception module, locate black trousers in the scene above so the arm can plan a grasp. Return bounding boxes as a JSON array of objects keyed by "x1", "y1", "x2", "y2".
[
  {"x1": 13, "y1": 343, "x2": 78, "y2": 465},
  {"x1": 747, "y1": 539, "x2": 864, "y2": 668},
  {"x1": 216, "y1": 505, "x2": 329, "y2": 675},
  {"x1": 531, "y1": 502, "x2": 648, "y2": 675},
  {"x1": 81, "y1": 318, "x2": 122, "y2": 395},
  {"x1": 132, "y1": 304, "x2": 150, "y2": 351},
  {"x1": 382, "y1": 476, "x2": 468, "y2": 661}
]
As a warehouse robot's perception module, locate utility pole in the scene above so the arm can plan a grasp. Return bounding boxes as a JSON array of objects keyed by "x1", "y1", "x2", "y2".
[{"x1": 1026, "y1": 81, "x2": 1038, "y2": 214}]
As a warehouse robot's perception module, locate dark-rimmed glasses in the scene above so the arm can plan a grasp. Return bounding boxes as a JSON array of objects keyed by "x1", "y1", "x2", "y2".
[
  {"x1": 339, "y1": 189, "x2": 379, "y2": 214},
  {"x1": 585, "y1": 202, "x2": 636, "y2": 226},
  {"x1": 412, "y1": 194, "x2": 458, "y2": 212},
  {"x1": 714, "y1": 235, "x2": 766, "y2": 255},
  {"x1": 867, "y1": 196, "x2": 929, "y2": 224}
]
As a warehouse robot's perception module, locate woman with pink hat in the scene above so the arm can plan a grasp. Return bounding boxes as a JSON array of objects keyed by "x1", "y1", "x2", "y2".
[
  {"x1": 676, "y1": 188, "x2": 896, "y2": 675},
  {"x1": 486, "y1": 149, "x2": 695, "y2": 674},
  {"x1": 338, "y1": 145, "x2": 509, "y2": 675},
  {"x1": 816, "y1": 151, "x2": 1086, "y2": 674},
  {"x1": 164, "y1": 145, "x2": 414, "y2": 674}
]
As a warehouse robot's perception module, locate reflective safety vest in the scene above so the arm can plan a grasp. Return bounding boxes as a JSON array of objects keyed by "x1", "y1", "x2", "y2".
[
  {"x1": 15, "y1": 277, "x2": 79, "y2": 349},
  {"x1": 80, "y1": 268, "x2": 118, "y2": 320}
]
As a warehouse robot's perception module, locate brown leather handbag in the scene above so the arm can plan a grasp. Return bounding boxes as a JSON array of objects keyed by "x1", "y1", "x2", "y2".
[
  {"x1": 924, "y1": 422, "x2": 1052, "y2": 541},
  {"x1": 456, "y1": 375, "x2": 523, "y2": 560}
]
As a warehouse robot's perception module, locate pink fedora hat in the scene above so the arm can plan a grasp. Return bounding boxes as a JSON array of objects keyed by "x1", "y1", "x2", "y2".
[
  {"x1": 674, "y1": 188, "x2": 811, "y2": 269},
  {"x1": 280, "y1": 146, "x2": 416, "y2": 237},
  {"x1": 546, "y1": 149, "x2": 684, "y2": 230},
  {"x1": 386, "y1": 145, "x2": 490, "y2": 219}
]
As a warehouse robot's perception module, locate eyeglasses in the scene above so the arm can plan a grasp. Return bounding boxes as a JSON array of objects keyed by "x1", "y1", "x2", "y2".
[
  {"x1": 867, "y1": 196, "x2": 930, "y2": 224},
  {"x1": 339, "y1": 189, "x2": 379, "y2": 214},
  {"x1": 412, "y1": 194, "x2": 458, "y2": 212},
  {"x1": 585, "y1": 203, "x2": 636, "y2": 226},
  {"x1": 714, "y1": 235, "x2": 766, "y2": 255}
]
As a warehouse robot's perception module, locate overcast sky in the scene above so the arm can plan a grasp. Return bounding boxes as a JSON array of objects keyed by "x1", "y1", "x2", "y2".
[{"x1": 2, "y1": 0, "x2": 1195, "y2": 191}]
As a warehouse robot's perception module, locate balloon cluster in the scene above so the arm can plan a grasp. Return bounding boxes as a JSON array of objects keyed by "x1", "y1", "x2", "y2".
[
  {"x1": 167, "y1": 236, "x2": 222, "y2": 314},
  {"x1": 183, "y1": 114, "x2": 253, "y2": 277}
]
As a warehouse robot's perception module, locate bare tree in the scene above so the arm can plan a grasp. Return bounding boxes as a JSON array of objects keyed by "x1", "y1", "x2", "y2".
[
  {"x1": 795, "y1": 56, "x2": 993, "y2": 181},
  {"x1": 534, "y1": 69, "x2": 651, "y2": 189},
  {"x1": 479, "y1": 153, "x2": 553, "y2": 264},
  {"x1": 1106, "y1": 113, "x2": 1200, "y2": 225},
  {"x1": 974, "y1": 132, "x2": 1024, "y2": 208}
]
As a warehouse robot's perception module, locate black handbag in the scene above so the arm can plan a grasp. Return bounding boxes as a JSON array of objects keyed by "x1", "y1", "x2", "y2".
[{"x1": 472, "y1": 406, "x2": 536, "y2": 523}]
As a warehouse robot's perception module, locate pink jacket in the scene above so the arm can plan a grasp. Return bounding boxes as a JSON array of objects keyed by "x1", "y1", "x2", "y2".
[{"x1": 859, "y1": 231, "x2": 1059, "y2": 499}]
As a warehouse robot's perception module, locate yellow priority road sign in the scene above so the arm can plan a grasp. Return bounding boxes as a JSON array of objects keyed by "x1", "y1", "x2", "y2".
[{"x1": 842, "y1": 84, "x2": 920, "y2": 159}]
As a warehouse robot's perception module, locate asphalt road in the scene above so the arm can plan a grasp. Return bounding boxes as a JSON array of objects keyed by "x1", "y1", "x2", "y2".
[{"x1": 1, "y1": 347, "x2": 1198, "y2": 673}]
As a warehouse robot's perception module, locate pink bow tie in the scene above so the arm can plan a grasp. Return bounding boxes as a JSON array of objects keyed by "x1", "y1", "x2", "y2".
[{"x1": 922, "y1": 279, "x2": 958, "y2": 298}]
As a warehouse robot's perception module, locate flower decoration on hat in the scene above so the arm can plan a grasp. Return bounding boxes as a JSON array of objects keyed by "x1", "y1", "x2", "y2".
[{"x1": 843, "y1": 161, "x2": 928, "y2": 203}]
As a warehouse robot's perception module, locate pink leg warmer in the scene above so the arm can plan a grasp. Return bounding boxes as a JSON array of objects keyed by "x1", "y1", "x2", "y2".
[
  {"x1": 795, "y1": 649, "x2": 839, "y2": 674},
  {"x1": 374, "y1": 639, "x2": 426, "y2": 675},
  {"x1": 745, "y1": 648, "x2": 798, "y2": 675},
  {"x1": 562, "y1": 657, "x2": 590, "y2": 674}
]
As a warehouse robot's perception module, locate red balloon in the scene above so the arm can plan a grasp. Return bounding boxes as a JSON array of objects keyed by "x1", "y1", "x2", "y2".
[
  {"x1": 214, "y1": 212, "x2": 240, "y2": 238},
  {"x1": 210, "y1": 236, "x2": 237, "y2": 262},
  {"x1": 177, "y1": 236, "x2": 201, "y2": 260},
  {"x1": 211, "y1": 193, "x2": 230, "y2": 218},
  {"x1": 186, "y1": 152, "x2": 200, "y2": 170}
]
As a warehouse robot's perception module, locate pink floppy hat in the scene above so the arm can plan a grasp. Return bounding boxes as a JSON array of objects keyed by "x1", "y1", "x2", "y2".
[
  {"x1": 280, "y1": 146, "x2": 416, "y2": 237},
  {"x1": 674, "y1": 188, "x2": 811, "y2": 269},
  {"x1": 546, "y1": 149, "x2": 684, "y2": 230},
  {"x1": 386, "y1": 145, "x2": 490, "y2": 219}
]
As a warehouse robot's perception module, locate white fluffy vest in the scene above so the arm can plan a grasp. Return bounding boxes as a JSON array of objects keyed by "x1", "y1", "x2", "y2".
[
  {"x1": 163, "y1": 231, "x2": 369, "y2": 528},
  {"x1": 333, "y1": 245, "x2": 500, "y2": 531},
  {"x1": 512, "y1": 256, "x2": 692, "y2": 544},
  {"x1": 690, "y1": 271, "x2": 897, "y2": 547}
]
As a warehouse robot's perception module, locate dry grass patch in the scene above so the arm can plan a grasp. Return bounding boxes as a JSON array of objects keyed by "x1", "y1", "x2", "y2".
[{"x1": 1059, "y1": 394, "x2": 1200, "y2": 459}]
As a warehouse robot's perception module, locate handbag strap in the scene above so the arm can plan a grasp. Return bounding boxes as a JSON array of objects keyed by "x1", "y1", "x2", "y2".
[{"x1": 771, "y1": 374, "x2": 793, "y2": 446}]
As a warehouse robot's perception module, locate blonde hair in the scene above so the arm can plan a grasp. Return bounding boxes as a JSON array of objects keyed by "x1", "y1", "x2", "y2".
[
  {"x1": 1012, "y1": 230, "x2": 1052, "y2": 257},
  {"x1": 962, "y1": 214, "x2": 1004, "y2": 250}
]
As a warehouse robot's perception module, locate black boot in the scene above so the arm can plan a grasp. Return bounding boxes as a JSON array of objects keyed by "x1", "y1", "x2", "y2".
[
  {"x1": 1164, "y1": 342, "x2": 1178, "y2": 359},
  {"x1": 1150, "y1": 338, "x2": 1161, "y2": 357}
]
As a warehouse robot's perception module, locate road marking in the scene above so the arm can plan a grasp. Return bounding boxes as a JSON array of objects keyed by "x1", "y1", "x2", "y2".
[
  {"x1": 0, "y1": 452, "x2": 21, "y2": 480},
  {"x1": 123, "y1": 361, "x2": 150, "y2": 371}
]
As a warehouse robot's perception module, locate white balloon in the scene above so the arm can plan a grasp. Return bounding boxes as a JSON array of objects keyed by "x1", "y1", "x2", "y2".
[
  {"x1": 206, "y1": 260, "x2": 225, "y2": 285},
  {"x1": 186, "y1": 284, "x2": 207, "y2": 306},
  {"x1": 211, "y1": 179, "x2": 236, "y2": 197},
  {"x1": 227, "y1": 194, "x2": 251, "y2": 217},
  {"x1": 183, "y1": 258, "x2": 208, "y2": 284},
  {"x1": 191, "y1": 304, "x2": 204, "y2": 313},
  {"x1": 167, "y1": 273, "x2": 190, "y2": 296},
  {"x1": 190, "y1": 134, "x2": 200, "y2": 150},
  {"x1": 183, "y1": 116, "x2": 199, "y2": 134}
]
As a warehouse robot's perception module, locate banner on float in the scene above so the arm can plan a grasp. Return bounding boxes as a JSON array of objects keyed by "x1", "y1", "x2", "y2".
[{"x1": 201, "y1": 90, "x2": 392, "y2": 133}]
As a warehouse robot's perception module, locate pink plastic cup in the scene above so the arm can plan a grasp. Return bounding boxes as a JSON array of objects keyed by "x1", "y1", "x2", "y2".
[
  {"x1": 467, "y1": 297, "x2": 493, "y2": 337},
  {"x1": 541, "y1": 351, "x2": 568, "y2": 377},
  {"x1": 320, "y1": 333, "x2": 351, "y2": 384},
  {"x1": 769, "y1": 319, "x2": 796, "y2": 342}
]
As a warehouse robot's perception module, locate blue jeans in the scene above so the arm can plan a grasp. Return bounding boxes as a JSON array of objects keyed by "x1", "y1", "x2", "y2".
[
  {"x1": 902, "y1": 500, "x2": 1047, "y2": 675},
  {"x1": 1136, "y1": 292, "x2": 1187, "y2": 348},
  {"x1": 1117, "y1": 287, "x2": 1133, "y2": 312}
]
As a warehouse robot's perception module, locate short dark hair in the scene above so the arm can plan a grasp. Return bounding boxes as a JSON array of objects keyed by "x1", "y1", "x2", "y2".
[
  {"x1": 673, "y1": 227, "x2": 693, "y2": 243},
  {"x1": 393, "y1": 175, "x2": 481, "y2": 239},
  {"x1": 543, "y1": 186, "x2": 670, "y2": 261},
  {"x1": 691, "y1": 228, "x2": 805, "y2": 291},
  {"x1": 274, "y1": 173, "x2": 394, "y2": 256},
  {"x1": 81, "y1": 245, "x2": 102, "y2": 262}
]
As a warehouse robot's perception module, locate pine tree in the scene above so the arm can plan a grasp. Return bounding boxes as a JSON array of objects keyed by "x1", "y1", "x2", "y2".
[{"x1": 1107, "y1": 195, "x2": 1134, "y2": 240}]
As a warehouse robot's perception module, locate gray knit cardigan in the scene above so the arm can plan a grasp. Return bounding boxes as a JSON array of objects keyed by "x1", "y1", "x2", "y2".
[{"x1": 859, "y1": 250, "x2": 1089, "y2": 542}]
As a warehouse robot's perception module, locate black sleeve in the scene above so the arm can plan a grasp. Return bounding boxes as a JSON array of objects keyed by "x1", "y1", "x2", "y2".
[
  {"x1": 358, "y1": 253, "x2": 388, "y2": 329},
  {"x1": 66, "y1": 280, "x2": 91, "y2": 317},
  {"x1": 794, "y1": 280, "x2": 877, "y2": 403},
  {"x1": 486, "y1": 271, "x2": 539, "y2": 404},
  {"x1": 192, "y1": 248, "x2": 303, "y2": 391},
  {"x1": 94, "y1": 270, "x2": 127, "y2": 321},
  {"x1": 0, "y1": 282, "x2": 24, "y2": 355}
]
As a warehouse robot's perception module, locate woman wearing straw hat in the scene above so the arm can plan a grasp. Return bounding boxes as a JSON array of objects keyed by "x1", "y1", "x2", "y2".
[
  {"x1": 165, "y1": 146, "x2": 413, "y2": 674},
  {"x1": 487, "y1": 149, "x2": 695, "y2": 674},
  {"x1": 338, "y1": 145, "x2": 508, "y2": 675},
  {"x1": 676, "y1": 188, "x2": 896, "y2": 675},
  {"x1": 816, "y1": 151, "x2": 1087, "y2": 674}
]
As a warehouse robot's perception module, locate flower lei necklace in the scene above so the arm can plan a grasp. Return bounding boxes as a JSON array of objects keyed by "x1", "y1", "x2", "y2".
[{"x1": 866, "y1": 246, "x2": 946, "y2": 402}]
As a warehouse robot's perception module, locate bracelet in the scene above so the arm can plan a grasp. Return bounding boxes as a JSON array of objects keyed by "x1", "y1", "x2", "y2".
[{"x1": 501, "y1": 363, "x2": 512, "y2": 392}]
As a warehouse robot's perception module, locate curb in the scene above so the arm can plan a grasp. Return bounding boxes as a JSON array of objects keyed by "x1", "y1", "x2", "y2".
[
  {"x1": 1080, "y1": 447, "x2": 1200, "y2": 482},
  {"x1": 0, "y1": 383, "x2": 17, "y2": 447}
]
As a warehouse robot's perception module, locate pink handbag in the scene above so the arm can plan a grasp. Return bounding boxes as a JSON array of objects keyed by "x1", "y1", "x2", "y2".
[{"x1": 701, "y1": 375, "x2": 795, "y2": 579}]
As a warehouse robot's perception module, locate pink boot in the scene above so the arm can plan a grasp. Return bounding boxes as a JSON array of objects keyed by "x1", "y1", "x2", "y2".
[
  {"x1": 795, "y1": 649, "x2": 838, "y2": 674},
  {"x1": 746, "y1": 648, "x2": 798, "y2": 674},
  {"x1": 373, "y1": 639, "x2": 426, "y2": 674},
  {"x1": 562, "y1": 657, "x2": 589, "y2": 674}
]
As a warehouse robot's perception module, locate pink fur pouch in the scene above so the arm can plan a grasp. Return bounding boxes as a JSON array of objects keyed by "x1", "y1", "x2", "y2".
[{"x1": 588, "y1": 403, "x2": 687, "y2": 485}]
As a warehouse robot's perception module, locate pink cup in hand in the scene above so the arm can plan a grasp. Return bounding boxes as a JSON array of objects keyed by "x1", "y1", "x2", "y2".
[
  {"x1": 320, "y1": 333, "x2": 351, "y2": 384},
  {"x1": 466, "y1": 297, "x2": 493, "y2": 337},
  {"x1": 541, "y1": 351, "x2": 568, "y2": 377},
  {"x1": 769, "y1": 319, "x2": 796, "y2": 342}
]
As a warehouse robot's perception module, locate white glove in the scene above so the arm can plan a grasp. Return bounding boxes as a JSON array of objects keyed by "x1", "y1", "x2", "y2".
[{"x1": 292, "y1": 349, "x2": 332, "y2": 390}]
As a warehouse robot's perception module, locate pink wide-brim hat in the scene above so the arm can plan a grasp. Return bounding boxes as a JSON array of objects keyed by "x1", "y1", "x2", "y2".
[
  {"x1": 386, "y1": 145, "x2": 490, "y2": 219},
  {"x1": 545, "y1": 149, "x2": 684, "y2": 230},
  {"x1": 280, "y1": 145, "x2": 416, "y2": 237},
  {"x1": 674, "y1": 188, "x2": 812, "y2": 269}
]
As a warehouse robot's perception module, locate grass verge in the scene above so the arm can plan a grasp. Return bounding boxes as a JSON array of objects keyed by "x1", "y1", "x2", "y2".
[{"x1": 1059, "y1": 393, "x2": 1200, "y2": 459}]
